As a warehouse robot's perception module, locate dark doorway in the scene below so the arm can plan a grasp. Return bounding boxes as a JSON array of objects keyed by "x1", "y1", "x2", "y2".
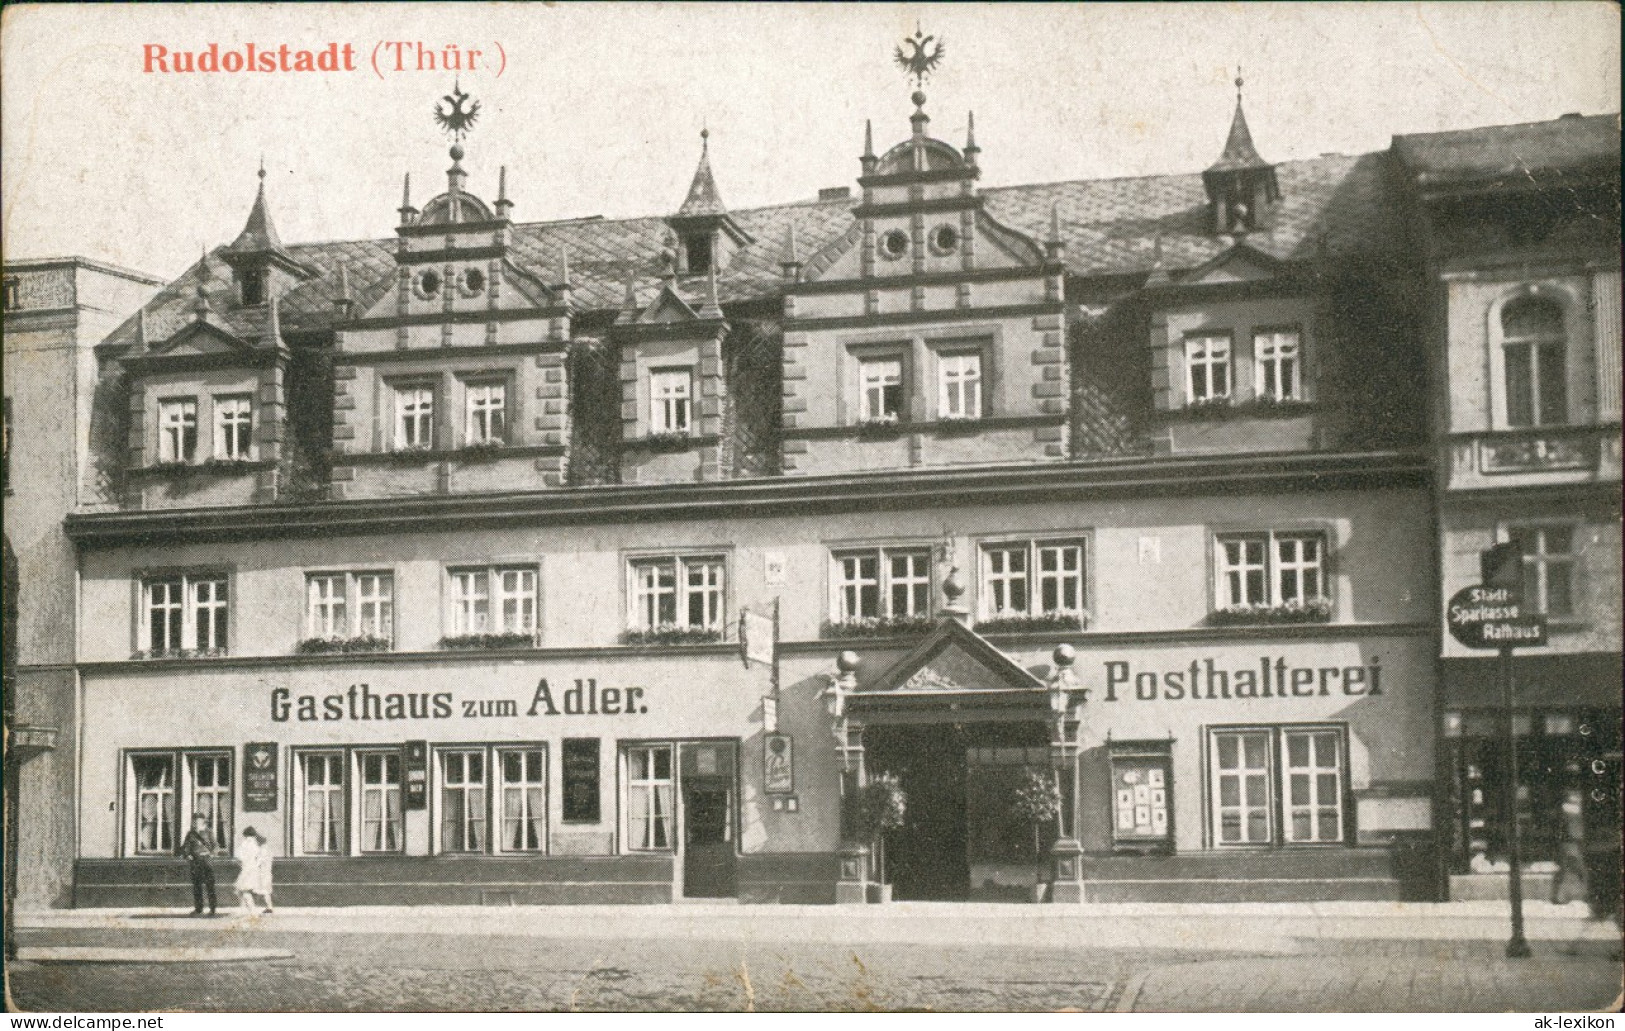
[
  {"x1": 865, "y1": 721, "x2": 1052, "y2": 901},
  {"x1": 679, "y1": 742, "x2": 737, "y2": 899},
  {"x1": 866, "y1": 723, "x2": 968, "y2": 900}
]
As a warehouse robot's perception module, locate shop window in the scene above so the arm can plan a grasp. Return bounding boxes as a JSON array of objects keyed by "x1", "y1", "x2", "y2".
[
  {"x1": 859, "y1": 357, "x2": 905, "y2": 423},
  {"x1": 649, "y1": 368, "x2": 692, "y2": 434},
  {"x1": 392, "y1": 383, "x2": 436, "y2": 451},
  {"x1": 1185, "y1": 334, "x2": 1231, "y2": 404},
  {"x1": 212, "y1": 394, "x2": 254, "y2": 461},
  {"x1": 291, "y1": 748, "x2": 413, "y2": 857},
  {"x1": 831, "y1": 546, "x2": 932, "y2": 622},
  {"x1": 1215, "y1": 531, "x2": 1327, "y2": 612},
  {"x1": 304, "y1": 571, "x2": 395, "y2": 646},
  {"x1": 562, "y1": 738, "x2": 601, "y2": 824},
  {"x1": 1507, "y1": 524, "x2": 1577, "y2": 617},
  {"x1": 463, "y1": 380, "x2": 507, "y2": 446},
  {"x1": 140, "y1": 572, "x2": 229, "y2": 657},
  {"x1": 937, "y1": 351, "x2": 983, "y2": 419},
  {"x1": 297, "y1": 751, "x2": 347, "y2": 855},
  {"x1": 157, "y1": 398, "x2": 198, "y2": 464},
  {"x1": 425, "y1": 744, "x2": 548, "y2": 855},
  {"x1": 628, "y1": 555, "x2": 725, "y2": 632},
  {"x1": 447, "y1": 565, "x2": 537, "y2": 638},
  {"x1": 1208, "y1": 725, "x2": 1347, "y2": 847},
  {"x1": 124, "y1": 750, "x2": 232, "y2": 857},
  {"x1": 1108, "y1": 741, "x2": 1174, "y2": 852},
  {"x1": 1253, "y1": 329, "x2": 1302, "y2": 402},
  {"x1": 625, "y1": 744, "x2": 675, "y2": 851},
  {"x1": 1501, "y1": 297, "x2": 1568, "y2": 428},
  {"x1": 439, "y1": 749, "x2": 488, "y2": 853},
  {"x1": 977, "y1": 539, "x2": 1087, "y2": 622},
  {"x1": 358, "y1": 751, "x2": 403, "y2": 853}
]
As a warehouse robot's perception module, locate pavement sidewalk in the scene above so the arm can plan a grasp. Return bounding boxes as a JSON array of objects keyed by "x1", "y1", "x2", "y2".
[
  {"x1": 19, "y1": 899, "x2": 1621, "y2": 955},
  {"x1": 1119, "y1": 953, "x2": 1624, "y2": 1013}
]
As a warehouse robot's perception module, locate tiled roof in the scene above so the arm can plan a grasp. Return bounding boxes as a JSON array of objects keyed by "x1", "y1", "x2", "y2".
[
  {"x1": 102, "y1": 149, "x2": 1404, "y2": 349},
  {"x1": 1392, "y1": 113, "x2": 1620, "y2": 185}
]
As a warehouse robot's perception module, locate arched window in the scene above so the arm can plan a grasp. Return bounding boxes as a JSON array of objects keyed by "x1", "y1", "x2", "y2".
[{"x1": 1500, "y1": 297, "x2": 1567, "y2": 427}]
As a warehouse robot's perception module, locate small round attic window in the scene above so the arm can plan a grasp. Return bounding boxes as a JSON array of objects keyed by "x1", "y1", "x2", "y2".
[
  {"x1": 415, "y1": 269, "x2": 442, "y2": 299},
  {"x1": 929, "y1": 224, "x2": 960, "y2": 255},
  {"x1": 879, "y1": 229, "x2": 910, "y2": 261},
  {"x1": 459, "y1": 267, "x2": 486, "y2": 296}
]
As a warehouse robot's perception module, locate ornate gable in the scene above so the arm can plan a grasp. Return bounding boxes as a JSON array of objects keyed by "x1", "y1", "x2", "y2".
[{"x1": 860, "y1": 620, "x2": 1047, "y2": 695}]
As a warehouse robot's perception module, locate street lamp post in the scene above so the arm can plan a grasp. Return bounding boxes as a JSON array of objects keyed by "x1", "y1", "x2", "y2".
[{"x1": 1501, "y1": 643, "x2": 1531, "y2": 958}]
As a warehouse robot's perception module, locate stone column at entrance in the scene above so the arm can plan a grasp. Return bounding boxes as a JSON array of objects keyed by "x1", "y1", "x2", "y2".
[
  {"x1": 1046, "y1": 644, "x2": 1088, "y2": 903},
  {"x1": 826, "y1": 650, "x2": 871, "y2": 904}
]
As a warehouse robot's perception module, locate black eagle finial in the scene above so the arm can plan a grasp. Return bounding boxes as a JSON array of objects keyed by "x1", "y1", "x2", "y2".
[{"x1": 433, "y1": 81, "x2": 481, "y2": 141}]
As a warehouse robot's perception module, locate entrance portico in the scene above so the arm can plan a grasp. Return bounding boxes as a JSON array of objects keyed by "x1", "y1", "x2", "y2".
[{"x1": 826, "y1": 619, "x2": 1086, "y2": 902}]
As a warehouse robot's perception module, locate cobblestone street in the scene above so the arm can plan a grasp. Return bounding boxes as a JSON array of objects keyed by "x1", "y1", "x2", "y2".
[
  {"x1": 8, "y1": 928, "x2": 1178, "y2": 1012},
  {"x1": 8, "y1": 925, "x2": 1621, "y2": 1012}
]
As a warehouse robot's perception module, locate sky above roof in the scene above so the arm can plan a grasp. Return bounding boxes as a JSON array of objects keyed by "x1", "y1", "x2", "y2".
[{"x1": 2, "y1": 2, "x2": 1618, "y2": 282}]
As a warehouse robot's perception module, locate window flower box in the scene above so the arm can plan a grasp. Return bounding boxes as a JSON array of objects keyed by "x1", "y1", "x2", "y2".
[
  {"x1": 620, "y1": 625, "x2": 723, "y2": 647},
  {"x1": 456, "y1": 441, "x2": 507, "y2": 463},
  {"x1": 1174, "y1": 397, "x2": 1313, "y2": 421},
  {"x1": 131, "y1": 647, "x2": 229, "y2": 660},
  {"x1": 820, "y1": 615, "x2": 938, "y2": 640},
  {"x1": 974, "y1": 612, "x2": 1086, "y2": 635},
  {"x1": 637, "y1": 431, "x2": 694, "y2": 453},
  {"x1": 297, "y1": 635, "x2": 393, "y2": 655},
  {"x1": 934, "y1": 415, "x2": 983, "y2": 434},
  {"x1": 438, "y1": 632, "x2": 537, "y2": 651},
  {"x1": 1209, "y1": 599, "x2": 1332, "y2": 626},
  {"x1": 856, "y1": 417, "x2": 905, "y2": 438}
]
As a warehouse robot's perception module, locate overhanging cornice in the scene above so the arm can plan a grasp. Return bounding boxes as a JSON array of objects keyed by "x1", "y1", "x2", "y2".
[{"x1": 64, "y1": 449, "x2": 1430, "y2": 548}]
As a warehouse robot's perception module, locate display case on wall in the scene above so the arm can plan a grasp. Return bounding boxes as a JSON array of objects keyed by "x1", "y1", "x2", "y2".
[{"x1": 1108, "y1": 738, "x2": 1174, "y2": 854}]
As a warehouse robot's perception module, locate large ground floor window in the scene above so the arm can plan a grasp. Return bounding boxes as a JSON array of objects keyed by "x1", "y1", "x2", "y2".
[
  {"x1": 1442, "y1": 707, "x2": 1621, "y2": 873},
  {"x1": 123, "y1": 750, "x2": 232, "y2": 857},
  {"x1": 1208, "y1": 724, "x2": 1348, "y2": 847}
]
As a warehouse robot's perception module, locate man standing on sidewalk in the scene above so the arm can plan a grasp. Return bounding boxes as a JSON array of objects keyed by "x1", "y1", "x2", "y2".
[{"x1": 180, "y1": 813, "x2": 218, "y2": 916}]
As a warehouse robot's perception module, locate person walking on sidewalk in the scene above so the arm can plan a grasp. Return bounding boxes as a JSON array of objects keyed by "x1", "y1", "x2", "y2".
[
  {"x1": 235, "y1": 827, "x2": 275, "y2": 915},
  {"x1": 180, "y1": 813, "x2": 218, "y2": 916}
]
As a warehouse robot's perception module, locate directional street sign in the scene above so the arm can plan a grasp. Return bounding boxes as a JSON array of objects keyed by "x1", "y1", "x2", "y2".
[{"x1": 1446, "y1": 584, "x2": 1547, "y2": 649}]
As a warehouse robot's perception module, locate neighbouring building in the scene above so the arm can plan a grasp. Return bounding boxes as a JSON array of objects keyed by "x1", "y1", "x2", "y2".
[
  {"x1": 25, "y1": 78, "x2": 1614, "y2": 909},
  {"x1": 1393, "y1": 113, "x2": 1623, "y2": 914},
  {"x1": 3, "y1": 257, "x2": 163, "y2": 916}
]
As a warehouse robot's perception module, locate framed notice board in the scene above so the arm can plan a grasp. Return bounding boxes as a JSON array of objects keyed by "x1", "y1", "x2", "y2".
[{"x1": 1108, "y1": 739, "x2": 1174, "y2": 853}]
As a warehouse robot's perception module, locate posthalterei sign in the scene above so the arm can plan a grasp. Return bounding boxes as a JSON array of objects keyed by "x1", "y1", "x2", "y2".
[{"x1": 1446, "y1": 586, "x2": 1547, "y2": 649}]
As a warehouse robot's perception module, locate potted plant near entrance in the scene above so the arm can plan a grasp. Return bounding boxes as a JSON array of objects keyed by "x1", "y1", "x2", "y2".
[
  {"x1": 856, "y1": 772, "x2": 907, "y2": 903},
  {"x1": 1012, "y1": 768, "x2": 1063, "y2": 902}
]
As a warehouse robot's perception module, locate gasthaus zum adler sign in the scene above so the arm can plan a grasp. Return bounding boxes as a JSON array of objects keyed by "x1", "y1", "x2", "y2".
[{"x1": 1446, "y1": 585, "x2": 1548, "y2": 649}]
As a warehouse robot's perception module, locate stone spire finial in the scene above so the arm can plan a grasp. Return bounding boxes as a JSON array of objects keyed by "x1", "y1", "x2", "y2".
[
  {"x1": 1046, "y1": 201, "x2": 1065, "y2": 261},
  {"x1": 334, "y1": 260, "x2": 354, "y2": 317},
  {"x1": 446, "y1": 142, "x2": 468, "y2": 202},
  {"x1": 964, "y1": 110, "x2": 979, "y2": 166},
  {"x1": 780, "y1": 221, "x2": 802, "y2": 282},
  {"x1": 136, "y1": 307, "x2": 149, "y2": 351},
  {"x1": 495, "y1": 164, "x2": 514, "y2": 220},
  {"x1": 398, "y1": 172, "x2": 418, "y2": 226},
  {"x1": 194, "y1": 248, "x2": 211, "y2": 319},
  {"x1": 266, "y1": 289, "x2": 282, "y2": 345},
  {"x1": 700, "y1": 261, "x2": 723, "y2": 319},
  {"x1": 861, "y1": 119, "x2": 878, "y2": 176},
  {"x1": 557, "y1": 244, "x2": 572, "y2": 289}
]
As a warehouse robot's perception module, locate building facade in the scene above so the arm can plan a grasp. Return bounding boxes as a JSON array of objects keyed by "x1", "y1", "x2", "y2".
[
  {"x1": 3, "y1": 257, "x2": 163, "y2": 917},
  {"x1": 1393, "y1": 114, "x2": 1623, "y2": 912},
  {"x1": 24, "y1": 83, "x2": 1616, "y2": 908}
]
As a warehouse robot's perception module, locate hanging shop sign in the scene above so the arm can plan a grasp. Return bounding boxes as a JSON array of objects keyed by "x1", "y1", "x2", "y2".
[
  {"x1": 243, "y1": 742, "x2": 279, "y2": 811},
  {"x1": 404, "y1": 739, "x2": 428, "y2": 810},
  {"x1": 764, "y1": 733, "x2": 794, "y2": 794}
]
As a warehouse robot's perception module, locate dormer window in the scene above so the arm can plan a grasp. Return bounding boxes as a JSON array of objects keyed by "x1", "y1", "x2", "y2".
[
  {"x1": 683, "y1": 233, "x2": 713, "y2": 276},
  {"x1": 239, "y1": 270, "x2": 265, "y2": 307}
]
